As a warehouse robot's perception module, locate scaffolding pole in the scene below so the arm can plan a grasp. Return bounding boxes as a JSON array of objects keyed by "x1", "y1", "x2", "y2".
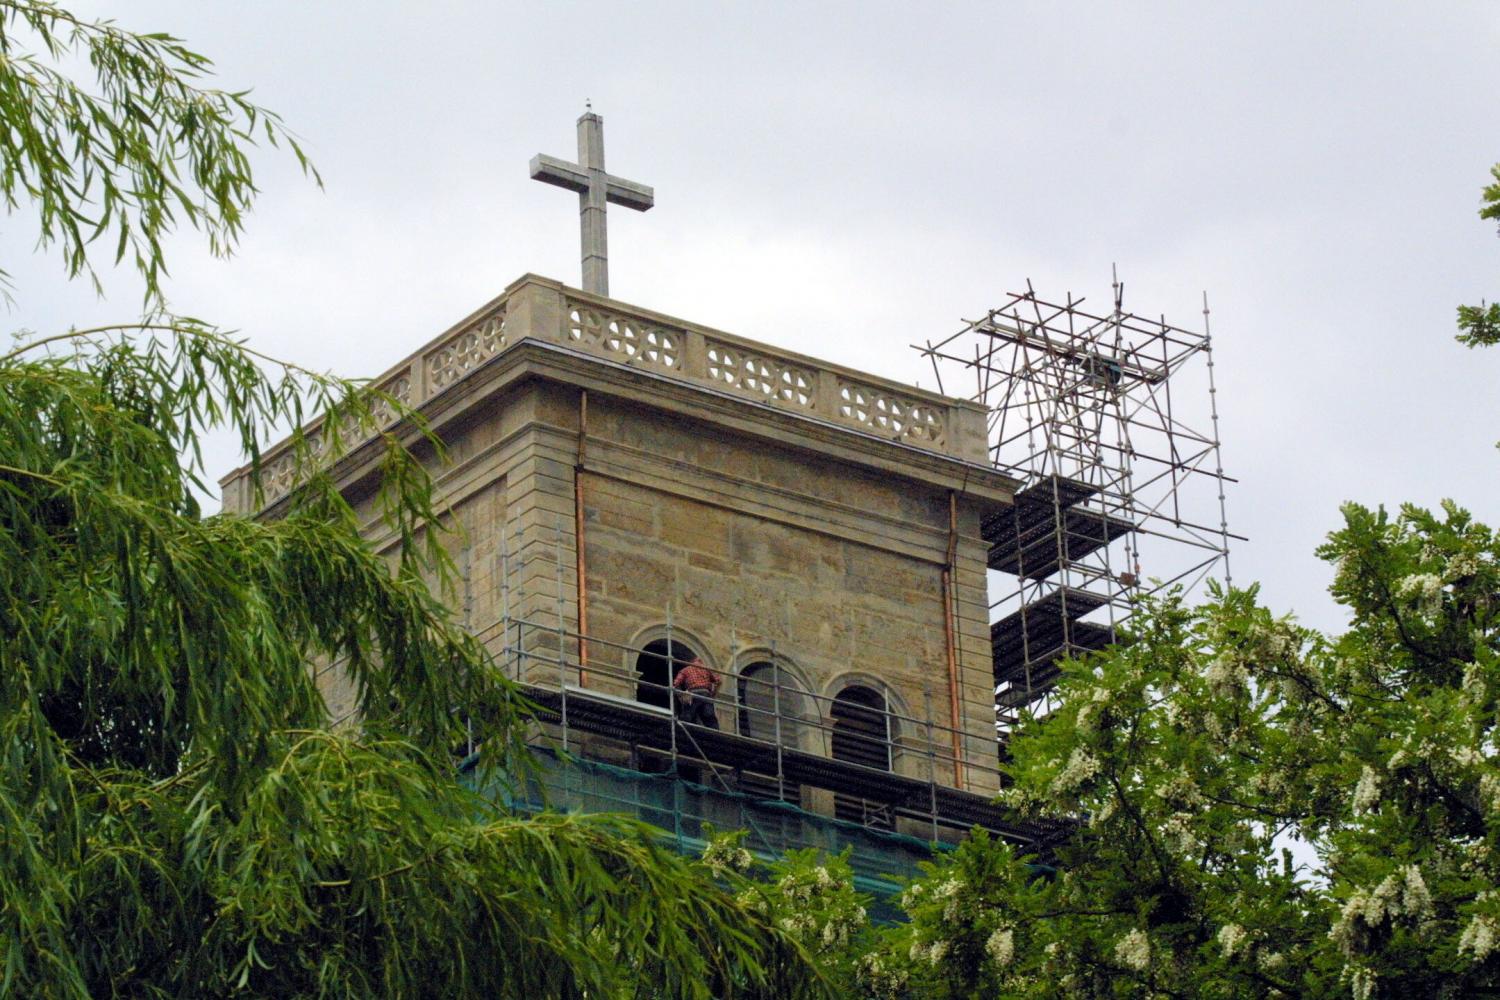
[{"x1": 916, "y1": 272, "x2": 1238, "y2": 736}]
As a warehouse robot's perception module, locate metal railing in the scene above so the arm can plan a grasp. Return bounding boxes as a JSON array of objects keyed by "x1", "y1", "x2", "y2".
[{"x1": 466, "y1": 605, "x2": 1004, "y2": 842}]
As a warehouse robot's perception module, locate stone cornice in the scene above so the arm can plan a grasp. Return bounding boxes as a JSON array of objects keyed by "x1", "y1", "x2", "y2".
[{"x1": 220, "y1": 274, "x2": 1016, "y2": 513}]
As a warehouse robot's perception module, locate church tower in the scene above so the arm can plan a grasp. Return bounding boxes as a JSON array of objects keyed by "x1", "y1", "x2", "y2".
[
  {"x1": 220, "y1": 271, "x2": 1033, "y2": 874},
  {"x1": 220, "y1": 108, "x2": 1242, "y2": 884}
]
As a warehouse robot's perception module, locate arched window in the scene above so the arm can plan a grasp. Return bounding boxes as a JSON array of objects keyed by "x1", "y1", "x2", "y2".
[
  {"x1": 737, "y1": 662, "x2": 786, "y2": 740},
  {"x1": 736, "y1": 661, "x2": 805, "y2": 803},
  {"x1": 634, "y1": 638, "x2": 697, "y2": 710},
  {"x1": 831, "y1": 685, "x2": 893, "y2": 828}
]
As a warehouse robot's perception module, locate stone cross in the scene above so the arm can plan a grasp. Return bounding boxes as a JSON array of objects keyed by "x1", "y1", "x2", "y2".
[{"x1": 530, "y1": 109, "x2": 654, "y2": 297}]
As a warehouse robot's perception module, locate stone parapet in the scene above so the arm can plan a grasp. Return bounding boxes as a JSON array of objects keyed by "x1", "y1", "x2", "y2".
[{"x1": 219, "y1": 274, "x2": 991, "y2": 511}]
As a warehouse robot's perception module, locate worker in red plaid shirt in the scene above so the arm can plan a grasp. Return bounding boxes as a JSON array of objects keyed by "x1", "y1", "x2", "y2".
[{"x1": 671, "y1": 655, "x2": 720, "y2": 729}]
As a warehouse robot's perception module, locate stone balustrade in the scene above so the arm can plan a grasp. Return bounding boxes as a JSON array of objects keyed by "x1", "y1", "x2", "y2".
[{"x1": 221, "y1": 274, "x2": 988, "y2": 511}]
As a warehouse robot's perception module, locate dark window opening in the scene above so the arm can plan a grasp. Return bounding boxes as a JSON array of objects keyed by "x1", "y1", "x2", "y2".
[{"x1": 634, "y1": 638, "x2": 697, "y2": 710}]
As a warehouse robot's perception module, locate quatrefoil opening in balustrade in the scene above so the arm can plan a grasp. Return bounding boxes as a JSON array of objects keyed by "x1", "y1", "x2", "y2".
[
  {"x1": 262, "y1": 451, "x2": 299, "y2": 502},
  {"x1": 739, "y1": 357, "x2": 777, "y2": 397},
  {"x1": 366, "y1": 375, "x2": 411, "y2": 428},
  {"x1": 777, "y1": 368, "x2": 812, "y2": 407},
  {"x1": 837, "y1": 382, "x2": 944, "y2": 445},
  {"x1": 428, "y1": 312, "x2": 507, "y2": 389},
  {"x1": 872, "y1": 396, "x2": 909, "y2": 434},
  {"x1": 706, "y1": 343, "x2": 813, "y2": 411},
  {"x1": 474, "y1": 314, "x2": 507, "y2": 355},
  {"x1": 640, "y1": 327, "x2": 679, "y2": 369},
  {"x1": 706, "y1": 345, "x2": 739, "y2": 384},
  {"x1": 904, "y1": 405, "x2": 943, "y2": 443},
  {"x1": 603, "y1": 318, "x2": 639, "y2": 358},
  {"x1": 569, "y1": 308, "x2": 606, "y2": 347},
  {"x1": 838, "y1": 384, "x2": 871, "y2": 424}
]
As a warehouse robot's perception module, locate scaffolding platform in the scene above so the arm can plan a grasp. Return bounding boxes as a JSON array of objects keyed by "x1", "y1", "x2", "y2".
[
  {"x1": 994, "y1": 623, "x2": 1115, "y2": 709},
  {"x1": 520, "y1": 682, "x2": 1052, "y2": 847},
  {"x1": 982, "y1": 476, "x2": 1137, "y2": 580},
  {"x1": 990, "y1": 587, "x2": 1112, "y2": 686}
]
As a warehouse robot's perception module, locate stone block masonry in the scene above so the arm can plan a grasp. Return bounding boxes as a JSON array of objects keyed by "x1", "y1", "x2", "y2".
[{"x1": 221, "y1": 274, "x2": 1019, "y2": 807}]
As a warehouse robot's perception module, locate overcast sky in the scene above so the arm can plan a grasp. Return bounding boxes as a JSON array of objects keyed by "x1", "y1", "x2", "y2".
[{"x1": 14, "y1": 2, "x2": 1500, "y2": 631}]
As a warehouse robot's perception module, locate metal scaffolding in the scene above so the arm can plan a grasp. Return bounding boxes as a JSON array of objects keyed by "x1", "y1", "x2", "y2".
[{"x1": 917, "y1": 271, "x2": 1239, "y2": 731}]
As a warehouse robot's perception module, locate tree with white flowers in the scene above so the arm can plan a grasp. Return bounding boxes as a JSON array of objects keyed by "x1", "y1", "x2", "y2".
[{"x1": 774, "y1": 165, "x2": 1500, "y2": 999}]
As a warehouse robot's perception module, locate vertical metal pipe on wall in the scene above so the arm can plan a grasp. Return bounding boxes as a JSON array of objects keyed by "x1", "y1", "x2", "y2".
[
  {"x1": 942, "y1": 490, "x2": 966, "y2": 789},
  {"x1": 575, "y1": 389, "x2": 591, "y2": 686}
]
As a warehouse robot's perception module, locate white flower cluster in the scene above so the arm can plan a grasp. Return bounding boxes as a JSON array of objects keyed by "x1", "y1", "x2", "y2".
[
  {"x1": 1347, "y1": 964, "x2": 1377, "y2": 1000},
  {"x1": 1155, "y1": 768, "x2": 1205, "y2": 808},
  {"x1": 1075, "y1": 686, "x2": 1113, "y2": 732},
  {"x1": 1453, "y1": 745, "x2": 1484, "y2": 768},
  {"x1": 1217, "y1": 922, "x2": 1248, "y2": 960},
  {"x1": 930, "y1": 877, "x2": 963, "y2": 922},
  {"x1": 702, "y1": 835, "x2": 754, "y2": 876},
  {"x1": 1329, "y1": 866, "x2": 1434, "y2": 958},
  {"x1": 1161, "y1": 811, "x2": 1200, "y2": 855},
  {"x1": 1462, "y1": 661, "x2": 1487, "y2": 702},
  {"x1": 1205, "y1": 651, "x2": 1249, "y2": 696},
  {"x1": 985, "y1": 926, "x2": 1015, "y2": 967},
  {"x1": 1253, "y1": 622, "x2": 1298, "y2": 660},
  {"x1": 1447, "y1": 552, "x2": 1481, "y2": 581},
  {"x1": 820, "y1": 909, "x2": 863, "y2": 949},
  {"x1": 1089, "y1": 795, "x2": 1118, "y2": 827},
  {"x1": 1459, "y1": 892, "x2": 1500, "y2": 963},
  {"x1": 1114, "y1": 928, "x2": 1151, "y2": 971},
  {"x1": 1051, "y1": 747, "x2": 1101, "y2": 795},
  {"x1": 1397, "y1": 572, "x2": 1444, "y2": 616},
  {"x1": 909, "y1": 937, "x2": 950, "y2": 965},
  {"x1": 1351, "y1": 765, "x2": 1381, "y2": 815},
  {"x1": 855, "y1": 952, "x2": 909, "y2": 1000},
  {"x1": 774, "y1": 864, "x2": 842, "y2": 905},
  {"x1": 1482, "y1": 773, "x2": 1500, "y2": 815},
  {"x1": 766, "y1": 863, "x2": 864, "y2": 953}
]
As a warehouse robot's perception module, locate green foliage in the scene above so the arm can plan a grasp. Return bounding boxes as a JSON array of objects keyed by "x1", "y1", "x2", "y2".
[
  {"x1": 1456, "y1": 302, "x2": 1499, "y2": 349},
  {"x1": 701, "y1": 830, "x2": 868, "y2": 995},
  {"x1": 724, "y1": 499, "x2": 1498, "y2": 998},
  {"x1": 904, "y1": 586, "x2": 1331, "y2": 998},
  {"x1": 0, "y1": 5, "x2": 825, "y2": 996},
  {"x1": 0, "y1": 326, "x2": 825, "y2": 997},
  {"x1": 0, "y1": 1, "x2": 319, "y2": 301},
  {"x1": 1457, "y1": 163, "x2": 1500, "y2": 348},
  {"x1": 865, "y1": 830, "x2": 1042, "y2": 999},
  {"x1": 786, "y1": 500, "x2": 1498, "y2": 998}
]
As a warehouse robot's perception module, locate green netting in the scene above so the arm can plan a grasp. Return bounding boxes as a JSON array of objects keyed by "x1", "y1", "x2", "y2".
[{"x1": 465, "y1": 750, "x2": 946, "y2": 912}]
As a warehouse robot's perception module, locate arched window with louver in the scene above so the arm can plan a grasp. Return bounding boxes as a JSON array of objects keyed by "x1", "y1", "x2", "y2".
[
  {"x1": 736, "y1": 661, "x2": 806, "y2": 803},
  {"x1": 830, "y1": 685, "x2": 893, "y2": 829}
]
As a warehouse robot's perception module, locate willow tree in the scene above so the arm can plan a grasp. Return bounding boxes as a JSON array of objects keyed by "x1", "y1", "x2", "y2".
[{"x1": 0, "y1": 5, "x2": 822, "y2": 996}]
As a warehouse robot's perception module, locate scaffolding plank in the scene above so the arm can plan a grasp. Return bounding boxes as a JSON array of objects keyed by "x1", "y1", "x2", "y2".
[
  {"x1": 983, "y1": 476, "x2": 1136, "y2": 579},
  {"x1": 989, "y1": 510, "x2": 1136, "y2": 579},
  {"x1": 990, "y1": 588, "x2": 1111, "y2": 686},
  {"x1": 981, "y1": 475, "x2": 1098, "y2": 545},
  {"x1": 993, "y1": 621, "x2": 1117, "y2": 707}
]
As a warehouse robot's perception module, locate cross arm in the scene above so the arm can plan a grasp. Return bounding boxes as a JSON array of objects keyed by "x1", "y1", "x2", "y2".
[
  {"x1": 604, "y1": 176, "x2": 654, "y2": 212},
  {"x1": 529, "y1": 154, "x2": 589, "y2": 194}
]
